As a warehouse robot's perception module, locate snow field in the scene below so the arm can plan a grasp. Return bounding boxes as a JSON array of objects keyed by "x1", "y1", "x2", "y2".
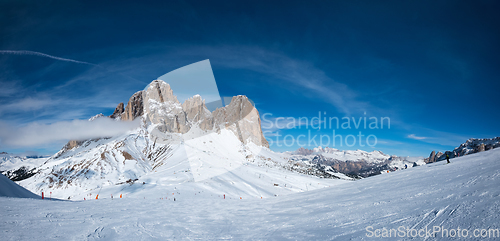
[{"x1": 2, "y1": 147, "x2": 499, "y2": 240}]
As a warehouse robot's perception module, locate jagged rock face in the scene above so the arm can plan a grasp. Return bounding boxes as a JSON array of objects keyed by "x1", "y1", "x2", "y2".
[
  {"x1": 142, "y1": 80, "x2": 269, "y2": 147},
  {"x1": 143, "y1": 80, "x2": 189, "y2": 133},
  {"x1": 213, "y1": 95, "x2": 269, "y2": 147},
  {"x1": 182, "y1": 95, "x2": 214, "y2": 131},
  {"x1": 426, "y1": 151, "x2": 444, "y2": 163},
  {"x1": 477, "y1": 143, "x2": 485, "y2": 152},
  {"x1": 110, "y1": 102, "x2": 124, "y2": 119},
  {"x1": 427, "y1": 151, "x2": 436, "y2": 163},
  {"x1": 65, "y1": 140, "x2": 85, "y2": 150},
  {"x1": 122, "y1": 91, "x2": 144, "y2": 121}
]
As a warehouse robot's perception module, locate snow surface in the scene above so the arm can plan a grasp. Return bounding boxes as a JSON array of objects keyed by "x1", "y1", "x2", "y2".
[
  {"x1": 2, "y1": 146, "x2": 499, "y2": 240},
  {"x1": 0, "y1": 173, "x2": 39, "y2": 198}
]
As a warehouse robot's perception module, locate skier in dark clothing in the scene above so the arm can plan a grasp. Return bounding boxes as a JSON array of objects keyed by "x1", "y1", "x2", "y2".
[{"x1": 446, "y1": 154, "x2": 450, "y2": 164}]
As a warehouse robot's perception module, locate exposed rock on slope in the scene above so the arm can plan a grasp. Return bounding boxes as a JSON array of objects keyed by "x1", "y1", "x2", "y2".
[
  {"x1": 122, "y1": 91, "x2": 144, "y2": 121},
  {"x1": 110, "y1": 102, "x2": 124, "y2": 119},
  {"x1": 213, "y1": 95, "x2": 269, "y2": 147}
]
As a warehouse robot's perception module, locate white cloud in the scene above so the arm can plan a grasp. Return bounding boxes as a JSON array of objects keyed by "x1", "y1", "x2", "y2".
[
  {"x1": 0, "y1": 118, "x2": 140, "y2": 147},
  {"x1": 407, "y1": 134, "x2": 428, "y2": 140},
  {"x1": 0, "y1": 96, "x2": 54, "y2": 113}
]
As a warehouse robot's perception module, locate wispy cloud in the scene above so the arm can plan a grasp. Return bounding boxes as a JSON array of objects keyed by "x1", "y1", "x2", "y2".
[
  {"x1": 407, "y1": 134, "x2": 428, "y2": 140},
  {"x1": 0, "y1": 50, "x2": 97, "y2": 66},
  {"x1": 98, "y1": 44, "x2": 372, "y2": 116},
  {"x1": 0, "y1": 118, "x2": 140, "y2": 147},
  {"x1": 0, "y1": 96, "x2": 54, "y2": 113},
  {"x1": 187, "y1": 46, "x2": 370, "y2": 115},
  {"x1": 404, "y1": 128, "x2": 470, "y2": 147}
]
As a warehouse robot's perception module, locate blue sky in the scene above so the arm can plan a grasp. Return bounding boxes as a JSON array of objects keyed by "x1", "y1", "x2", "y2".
[{"x1": 0, "y1": 0, "x2": 499, "y2": 157}]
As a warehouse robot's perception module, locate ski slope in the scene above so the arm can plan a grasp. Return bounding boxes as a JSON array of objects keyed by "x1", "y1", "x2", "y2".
[
  {"x1": 0, "y1": 173, "x2": 39, "y2": 199},
  {"x1": 1, "y1": 148, "x2": 499, "y2": 240}
]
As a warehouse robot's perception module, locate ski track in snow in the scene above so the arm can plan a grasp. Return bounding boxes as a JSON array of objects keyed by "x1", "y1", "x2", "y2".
[{"x1": 2, "y1": 148, "x2": 500, "y2": 240}]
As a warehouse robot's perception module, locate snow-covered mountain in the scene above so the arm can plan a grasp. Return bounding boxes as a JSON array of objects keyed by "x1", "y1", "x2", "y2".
[
  {"x1": 426, "y1": 136, "x2": 500, "y2": 163},
  {"x1": 10, "y1": 78, "x2": 343, "y2": 200},
  {"x1": 0, "y1": 153, "x2": 48, "y2": 181},
  {"x1": 287, "y1": 147, "x2": 425, "y2": 177}
]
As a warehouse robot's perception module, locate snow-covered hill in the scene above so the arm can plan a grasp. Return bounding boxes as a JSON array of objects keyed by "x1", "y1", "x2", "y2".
[
  {"x1": 2, "y1": 141, "x2": 499, "y2": 240},
  {"x1": 0, "y1": 173, "x2": 39, "y2": 198}
]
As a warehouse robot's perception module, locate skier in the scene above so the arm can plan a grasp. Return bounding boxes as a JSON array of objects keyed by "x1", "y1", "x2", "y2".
[
  {"x1": 446, "y1": 154, "x2": 450, "y2": 164},
  {"x1": 404, "y1": 164, "x2": 408, "y2": 169}
]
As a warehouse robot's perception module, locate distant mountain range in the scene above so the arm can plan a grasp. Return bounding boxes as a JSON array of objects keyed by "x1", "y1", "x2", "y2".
[{"x1": 286, "y1": 147, "x2": 424, "y2": 178}]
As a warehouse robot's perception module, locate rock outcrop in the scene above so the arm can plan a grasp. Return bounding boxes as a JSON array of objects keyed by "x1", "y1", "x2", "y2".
[
  {"x1": 213, "y1": 95, "x2": 269, "y2": 147},
  {"x1": 110, "y1": 102, "x2": 124, "y2": 119},
  {"x1": 143, "y1": 80, "x2": 189, "y2": 133},
  {"x1": 426, "y1": 150, "x2": 441, "y2": 163},
  {"x1": 122, "y1": 91, "x2": 144, "y2": 121},
  {"x1": 140, "y1": 79, "x2": 269, "y2": 147},
  {"x1": 182, "y1": 95, "x2": 214, "y2": 131}
]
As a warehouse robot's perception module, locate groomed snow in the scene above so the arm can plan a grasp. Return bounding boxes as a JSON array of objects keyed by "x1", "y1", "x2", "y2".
[
  {"x1": 0, "y1": 173, "x2": 39, "y2": 199},
  {"x1": 2, "y1": 147, "x2": 499, "y2": 240}
]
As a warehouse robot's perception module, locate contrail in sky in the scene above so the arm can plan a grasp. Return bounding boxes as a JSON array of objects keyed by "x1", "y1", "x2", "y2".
[{"x1": 0, "y1": 50, "x2": 97, "y2": 66}]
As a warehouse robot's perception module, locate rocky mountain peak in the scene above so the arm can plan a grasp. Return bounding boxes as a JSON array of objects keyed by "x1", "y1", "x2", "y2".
[
  {"x1": 122, "y1": 91, "x2": 144, "y2": 121},
  {"x1": 110, "y1": 102, "x2": 124, "y2": 119},
  {"x1": 213, "y1": 95, "x2": 269, "y2": 147},
  {"x1": 145, "y1": 79, "x2": 179, "y2": 104}
]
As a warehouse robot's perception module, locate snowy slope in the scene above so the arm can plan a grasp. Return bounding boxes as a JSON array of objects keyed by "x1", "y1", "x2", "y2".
[
  {"x1": 0, "y1": 173, "x2": 39, "y2": 198},
  {"x1": 2, "y1": 143, "x2": 499, "y2": 240}
]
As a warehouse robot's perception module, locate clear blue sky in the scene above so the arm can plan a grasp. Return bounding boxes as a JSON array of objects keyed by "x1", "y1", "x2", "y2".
[{"x1": 1, "y1": 0, "x2": 499, "y2": 157}]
